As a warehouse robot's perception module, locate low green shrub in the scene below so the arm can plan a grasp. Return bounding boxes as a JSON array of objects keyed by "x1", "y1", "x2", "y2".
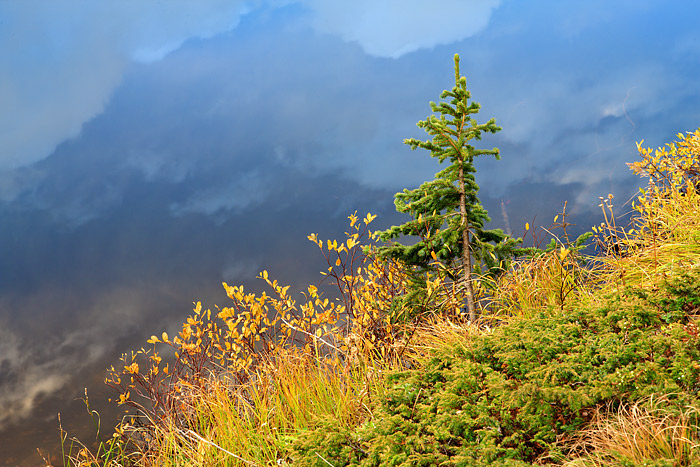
[{"x1": 291, "y1": 271, "x2": 700, "y2": 466}]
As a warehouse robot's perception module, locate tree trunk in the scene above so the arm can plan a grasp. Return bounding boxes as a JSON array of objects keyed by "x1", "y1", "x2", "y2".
[{"x1": 458, "y1": 161, "x2": 477, "y2": 321}]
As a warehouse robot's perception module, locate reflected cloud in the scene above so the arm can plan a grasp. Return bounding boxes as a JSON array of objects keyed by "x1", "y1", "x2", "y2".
[
  {"x1": 169, "y1": 171, "x2": 270, "y2": 217},
  {"x1": 301, "y1": 0, "x2": 501, "y2": 58},
  {"x1": 0, "y1": 0, "x2": 254, "y2": 169}
]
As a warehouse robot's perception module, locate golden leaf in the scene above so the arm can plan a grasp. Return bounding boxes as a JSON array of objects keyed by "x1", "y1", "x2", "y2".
[{"x1": 559, "y1": 247, "x2": 570, "y2": 261}]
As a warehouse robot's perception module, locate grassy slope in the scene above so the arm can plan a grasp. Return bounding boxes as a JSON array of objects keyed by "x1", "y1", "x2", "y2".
[{"x1": 51, "y1": 131, "x2": 700, "y2": 467}]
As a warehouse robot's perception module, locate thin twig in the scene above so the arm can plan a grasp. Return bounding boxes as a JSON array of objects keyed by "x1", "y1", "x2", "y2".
[
  {"x1": 180, "y1": 429, "x2": 261, "y2": 466},
  {"x1": 315, "y1": 451, "x2": 336, "y2": 466},
  {"x1": 281, "y1": 318, "x2": 344, "y2": 353}
]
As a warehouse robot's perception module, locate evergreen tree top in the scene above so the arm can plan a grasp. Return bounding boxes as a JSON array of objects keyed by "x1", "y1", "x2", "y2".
[{"x1": 404, "y1": 54, "x2": 501, "y2": 167}]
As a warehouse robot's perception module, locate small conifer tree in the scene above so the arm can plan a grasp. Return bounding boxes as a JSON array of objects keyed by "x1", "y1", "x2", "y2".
[{"x1": 379, "y1": 54, "x2": 520, "y2": 321}]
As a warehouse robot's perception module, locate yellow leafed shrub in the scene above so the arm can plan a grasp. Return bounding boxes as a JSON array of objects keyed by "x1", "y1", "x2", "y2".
[{"x1": 101, "y1": 211, "x2": 424, "y2": 462}]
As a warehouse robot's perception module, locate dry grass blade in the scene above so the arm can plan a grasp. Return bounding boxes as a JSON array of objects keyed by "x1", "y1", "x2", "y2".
[{"x1": 565, "y1": 397, "x2": 700, "y2": 467}]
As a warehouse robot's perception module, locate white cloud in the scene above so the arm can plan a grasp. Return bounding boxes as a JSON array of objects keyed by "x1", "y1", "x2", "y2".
[
  {"x1": 124, "y1": 148, "x2": 190, "y2": 183},
  {"x1": 300, "y1": 0, "x2": 501, "y2": 58},
  {"x1": 0, "y1": 0, "x2": 255, "y2": 169},
  {"x1": 0, "y1": 325, "x2": 69, "y2": 429},
  {"x1": 0, "y1": 282, "x2": 189, "y2": 429},
  {"x1": 169, "y1": 170, "x2": 270, "y2": 217},
  {"x1": 222, "y1": 259, "x2": 264, "y2": 282},
  {"x1": 466, "y1": 59, "x2": 688, "y2": 197}
]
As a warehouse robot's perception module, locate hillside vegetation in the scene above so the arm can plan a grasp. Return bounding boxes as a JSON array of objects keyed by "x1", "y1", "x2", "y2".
[
  {"x1": 43, "y1": 60, "x2": 700, "y2": 466},
  {"x1": 45, "y1": 128, "x2": 700, "y2": 467}
]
